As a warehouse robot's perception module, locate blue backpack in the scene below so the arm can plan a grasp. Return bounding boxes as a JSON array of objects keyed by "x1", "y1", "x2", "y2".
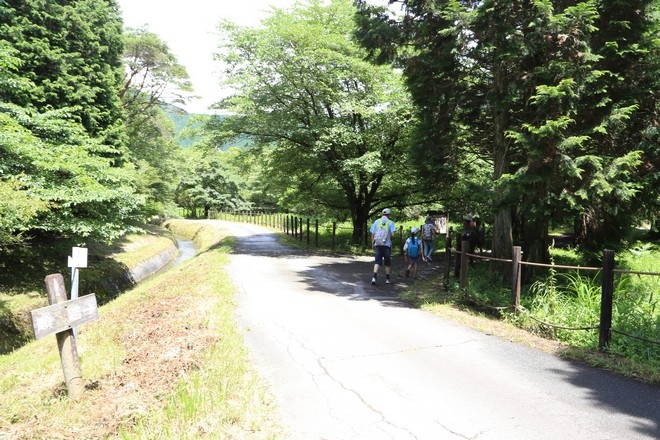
[{"x1": 407, "y1": 237, "x2": 420, "y2": 258}]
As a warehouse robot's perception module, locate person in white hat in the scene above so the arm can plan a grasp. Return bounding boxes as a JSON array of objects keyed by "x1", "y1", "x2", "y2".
[{"x1": 369, "y1": 208, "x2": 396, "y2": 285}]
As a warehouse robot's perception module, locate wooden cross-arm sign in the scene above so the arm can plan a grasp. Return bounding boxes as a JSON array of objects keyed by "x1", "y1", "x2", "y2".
[{"x1": 31, "y1": 290, "x2": 98, "y2": 340}]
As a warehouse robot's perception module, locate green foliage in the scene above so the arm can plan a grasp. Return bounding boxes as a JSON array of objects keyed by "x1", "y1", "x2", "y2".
[
  {"x1": 121, "y1": 27, "x2": 194, "y2": 113},
  {"x1": 211, "y1": 0, "x2": 418, "y2": 243},
  {"x1": 0, "y1": 0, "x2": 126, "y2": 144},
  {"x1": 174, "y1": 148, "x2": 245, "y2": 218},
  {"x1": 355, "y1": 0, "x2": 659, "y2": 259},
  {"x1": 526, "y1": 271, "x2": 601, "y2": 346},
  {"x1": 447, "y1": 241, "x2": 659, "y2": 368},
  {"x1": 0, "y1": 179, "x2": 48, "y2": 247},
  {"x1": 119, "y1": 28, "x2": 196, "y2": 218},
  {"x1": 519, "y1": 246, "x2": 660, "y2": 366},
  {"x1": 0, "y1": 105, "x2": 143, "y2": 243},
  {"x1": 0, "y1": 0, "x2": 154, "y2": 245}
]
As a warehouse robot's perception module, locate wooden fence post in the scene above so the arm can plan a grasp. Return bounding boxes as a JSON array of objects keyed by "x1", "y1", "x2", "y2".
[
  {"x1": 599, "y1": 249, "x2": 615, "y2": 352},
  {"x1": 444, "y1": 228, "x2": 452, "y2": 288},
  {"x1": 44, "y1": 274, "x2": 85, "y2": 401},
  {"x1": 306, "y1": 218, "x2": 310, "y2": 245},
  {"x1": 315, "y1": 219, "x2": 319, "y2": 247},
  {"x1": 460, "y1": 240, "x2": 469, "y2": 288},
  {"x1": 511, "y1": 246, "x2": 522, "y2": 313}
]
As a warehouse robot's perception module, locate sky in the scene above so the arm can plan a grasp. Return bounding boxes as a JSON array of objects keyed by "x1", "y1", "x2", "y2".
[{"x1": 116, "y1": 0, "x2": 297, "y2": 113}]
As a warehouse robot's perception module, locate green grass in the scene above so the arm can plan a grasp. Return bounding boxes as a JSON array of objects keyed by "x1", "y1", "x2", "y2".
[
  {"x1": 0, "y1": 220, "x2": 282, "y2": 439},
  {"x1": 479, "y1": 244, "x2": 659, "y2": 383}
]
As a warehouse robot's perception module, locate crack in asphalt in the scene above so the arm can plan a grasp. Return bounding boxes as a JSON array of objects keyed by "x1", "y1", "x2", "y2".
[{"x1": 278, "y1": 323, "x2": 420, "y2": 439}]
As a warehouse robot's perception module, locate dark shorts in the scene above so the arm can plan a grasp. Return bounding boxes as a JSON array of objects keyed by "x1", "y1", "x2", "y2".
[{"x1": 374, "y1": 245, "x2": 392, "y2": 266}]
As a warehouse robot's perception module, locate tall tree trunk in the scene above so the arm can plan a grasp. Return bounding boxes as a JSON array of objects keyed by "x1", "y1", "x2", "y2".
[
  {"x1": 351, "y1": 205, "x2": 370, "y2": 246},
  {"x1": 491, "y1": 96, "x2": 513, "y2": 264},
  {"x1": 522, "y1": 215, "x2": 549, "y2": 282}
]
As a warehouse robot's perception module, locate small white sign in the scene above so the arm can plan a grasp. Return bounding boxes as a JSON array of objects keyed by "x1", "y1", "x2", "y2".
[{"x1": 67, "y1": 247, "x2": 88, "y2": 268}]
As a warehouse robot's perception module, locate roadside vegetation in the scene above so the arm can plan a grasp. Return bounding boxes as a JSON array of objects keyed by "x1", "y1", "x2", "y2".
[{"x1": 0, "y1": 220, "x2": 283, "y2": 439}]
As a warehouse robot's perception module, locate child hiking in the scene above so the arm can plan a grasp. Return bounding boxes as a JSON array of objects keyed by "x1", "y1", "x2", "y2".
[{"x1": 403, "y1": 227, "x2": 424, "y2": 279}]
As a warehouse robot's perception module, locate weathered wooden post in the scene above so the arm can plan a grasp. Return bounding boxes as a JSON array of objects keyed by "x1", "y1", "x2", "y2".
[
  {"x1": 511, "y1": 246, "x2": 522, "y2": 312},
  {"x1": 315, "y1": 219, "x2": 319, "y2": 247},
  {"x1": 31, "y1": 274, "x2": 99, "y2": 401},
  {"x1": 599, "y1": 249, "x2": 615, "y2": 352},
  {"x1": 460, "y1": 240, "x2": 469, "y2": 288},
  {"x1": 444, "y1": 227, "x2": 452, "y2": 288},
  {"x1": 306, "y1": 218, "x2": 310, "y2": 245}
]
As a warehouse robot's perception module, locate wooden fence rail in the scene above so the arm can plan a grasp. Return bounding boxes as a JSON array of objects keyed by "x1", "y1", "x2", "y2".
[{"x1": 450, "y1": 242, "x2": 659, "y2": 352}]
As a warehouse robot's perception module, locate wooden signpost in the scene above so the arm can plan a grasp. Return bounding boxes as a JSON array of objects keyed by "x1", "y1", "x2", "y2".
[{"x1": 30, "y1": 273, "x2": 98, "y2": 400}]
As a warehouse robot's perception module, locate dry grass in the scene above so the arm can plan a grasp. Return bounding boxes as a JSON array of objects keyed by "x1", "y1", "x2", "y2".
[{"x1": 0, "y1": 220, "x2": 282, "y2": 440}]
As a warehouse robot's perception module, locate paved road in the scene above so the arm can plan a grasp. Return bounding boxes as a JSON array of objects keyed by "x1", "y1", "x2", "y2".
[{"x1": 223, "y1": 221, "x2": 659, "y2": 440}]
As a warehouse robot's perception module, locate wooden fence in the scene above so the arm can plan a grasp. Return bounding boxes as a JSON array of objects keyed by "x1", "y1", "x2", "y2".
[
  {"x1": 210, "y1": 210, "x2": 413, "y2": 251},
  {"x1": 452, "y1": 240, "x2": 660, "y2": 352}
]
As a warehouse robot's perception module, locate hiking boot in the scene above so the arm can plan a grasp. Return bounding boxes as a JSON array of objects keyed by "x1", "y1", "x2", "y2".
[
  {"x1": 385, "y1": 278, "x2": 391, "y2": 284},
  {"x1": 405, "y1": 269, "x2": 410, "y2": 278},
  {"x1": 371, "y1": 277, "x2": 376, "y2": 285}
]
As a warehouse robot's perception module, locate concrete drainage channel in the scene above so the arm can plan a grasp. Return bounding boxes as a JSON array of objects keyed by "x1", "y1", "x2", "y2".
[{"x1": 130, "y1": 237, "x2": 197, "y2": 283}]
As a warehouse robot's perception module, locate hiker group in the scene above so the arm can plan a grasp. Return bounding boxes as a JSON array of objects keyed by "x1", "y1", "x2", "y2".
[
  {"x1": 370, "y1": 209, "x2": 481, "y2": 285},
  {"x1": 369, "y1": 209, "x2": 440, "y2": 285}
]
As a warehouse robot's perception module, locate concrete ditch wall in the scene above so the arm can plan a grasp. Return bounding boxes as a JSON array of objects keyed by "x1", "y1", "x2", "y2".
[{"x1": 127, "y1": 242, "x2": 179, "y2": 283}]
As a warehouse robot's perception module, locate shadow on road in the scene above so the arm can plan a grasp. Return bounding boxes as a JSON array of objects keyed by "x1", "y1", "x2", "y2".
[
  {"x1": 548, "y1": 365, "x2": 659, "y2": 439},
  {"x1": 220, "y1": 223, "x2": 660, "y2": 437},
  {"x1": 223, "y1": 230, "x2": 448, "y2": 308}
]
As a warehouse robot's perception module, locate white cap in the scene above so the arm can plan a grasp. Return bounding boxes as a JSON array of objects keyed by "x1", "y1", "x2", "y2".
[
  {"x1": 411, "y1": 227, "x2": 419, "y2": 234},
  {"x1": 382, "y1": 208, "x2": 391, "y2": 215}
]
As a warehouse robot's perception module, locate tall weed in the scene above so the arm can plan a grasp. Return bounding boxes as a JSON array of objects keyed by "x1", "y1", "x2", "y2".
[
  {"x1": 525, "y1": 270, "x2": 601, "y2": 347},
  {"x1": 522, "y1": 245, "x2": 659, "y2": 367}
]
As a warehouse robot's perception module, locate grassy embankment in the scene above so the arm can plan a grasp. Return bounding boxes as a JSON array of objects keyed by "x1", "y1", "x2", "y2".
[
  {"x1": 0, "y1": 225, "x2": 178, "y2": 354},
  {"x1": 0, "y1": 219, "x2": 282, "y2": 439}
]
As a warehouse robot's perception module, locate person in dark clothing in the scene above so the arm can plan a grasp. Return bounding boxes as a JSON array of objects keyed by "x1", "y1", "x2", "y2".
[{"x1": 455, "y1": 214, "x2": 478, "y2": 276}]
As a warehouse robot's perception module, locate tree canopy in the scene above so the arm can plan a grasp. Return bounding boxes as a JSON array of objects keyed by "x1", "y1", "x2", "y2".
[
  {"x1": 210, "y1": 0, "x2": 419, "y2": 242},
  {"x1": 0, "y1": 0, "x2": 143, "y2": 246},
  {"x1": 355, "y1": 0, "x2": 659, "y2": 259},
  {"x1": 120, "y1": 28, "x2": 194, "y2": 217}
]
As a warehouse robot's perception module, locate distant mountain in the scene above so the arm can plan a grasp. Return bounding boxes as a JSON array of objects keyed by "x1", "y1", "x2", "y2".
[
  {"x1": 161, "y1": 103, "x2": 253, "y2": 149},
  {"x1": 160, "y1": 103, "x2": 202, "y2": 147}
]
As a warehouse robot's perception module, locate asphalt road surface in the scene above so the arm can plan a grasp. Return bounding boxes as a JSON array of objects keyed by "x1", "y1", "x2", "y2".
[{"x1": 222, "y1": 221, "x2": 659, "y2": 440}]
